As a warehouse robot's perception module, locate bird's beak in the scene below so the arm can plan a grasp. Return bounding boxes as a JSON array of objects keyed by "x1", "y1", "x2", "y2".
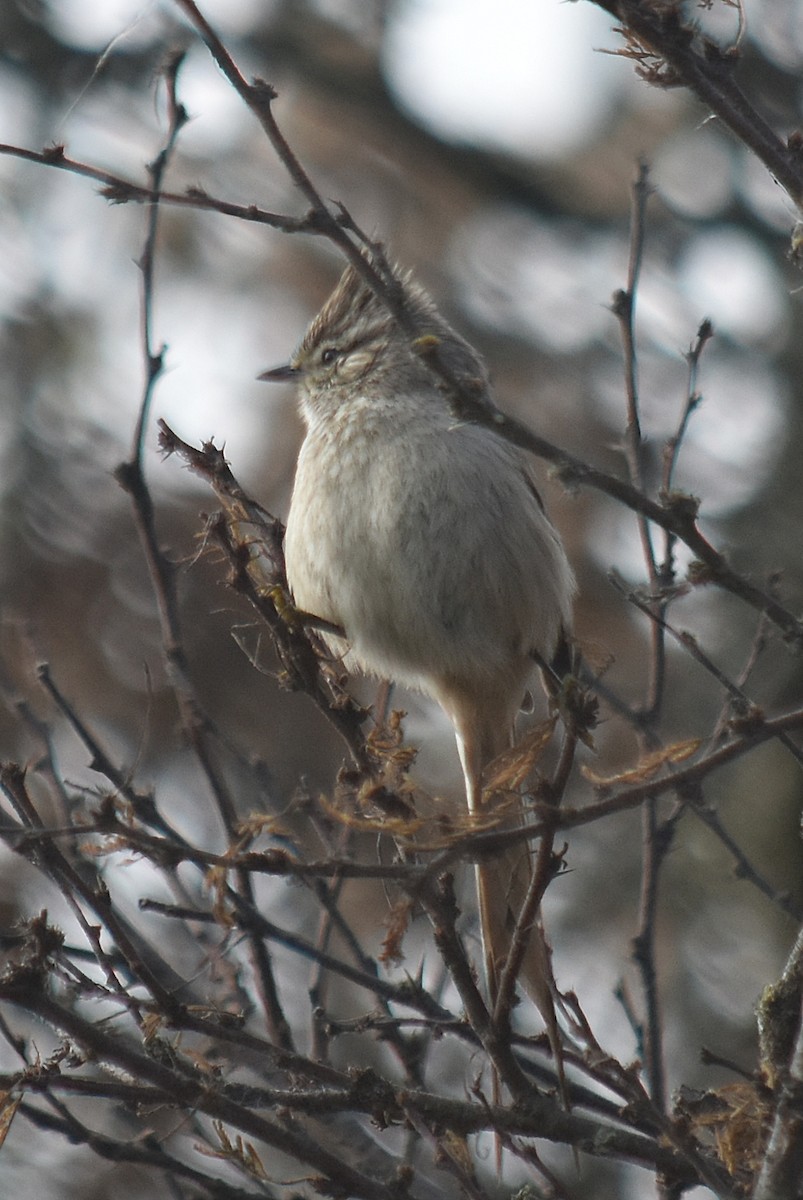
[{"x1": 257, "y1": 363, "x2": 301, "y2": 383}]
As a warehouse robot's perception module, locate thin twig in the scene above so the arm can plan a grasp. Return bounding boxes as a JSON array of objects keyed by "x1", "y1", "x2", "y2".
[
  {"x1": 36, "y1": 662, "x2": 190, "y2": 840},
  {"x1": 0, "y1": 142, "x2": 311, "y2": 229},
  {"x1": 662, "y1": 319, "x2": 713, "y2": 497},
  {"x1": 612, "y1": 162, "x2": 658, "y2": 585},
  {"x1": 0, "y1": 768, "x2": 177, "y2": 1017},
  {"x1": 610, "y1": 575, "x2": 803, "y2": 770},
  {"x1": 632, "y1": 797, "x2": 671, "y2": 1111}
]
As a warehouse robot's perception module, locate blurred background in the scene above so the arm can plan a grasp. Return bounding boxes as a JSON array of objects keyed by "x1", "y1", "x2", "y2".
[{"x1": 1, "y1": 1, "x2": 802, "y2": 1196}]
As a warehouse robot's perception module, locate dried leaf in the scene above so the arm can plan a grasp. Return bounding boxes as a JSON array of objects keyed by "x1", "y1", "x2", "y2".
[
  {"x1": 0, "y1": 1093, "x2": 21, "y2": 1151},
  {"x1": 379, "y1": 899, "x2": 413, "y2": 965},
  {"x1": 436, "y1": 1130, "x2": 475, "y2": 1176},
  {"x1": 482, "y1": 717, "x2": 557, "y2": 794},
  {"x1": 318, "y1": 789, "x2": 424, "y2": 837},
  {"x1": 366, "y1": 710, "x2": 418, "y2": 772},
  {"x1": 676, "y1": 1081, "x2": 772, "y2": 1177},
  {"x1": 205, "y1": 866, "x2": 235, "y2": 927},
  {"x1": 577, "y1": 638, "x2": 615, "y2": 678},
  {"x1": 196, "y1": 1121, "x2": 268, "y2": 1181},
  {"x1": 141, "y1": 1012, "x2": 165, "y2": 1044},
  {"x1": 713, "y1": 1084, "x2": 772, "y2": 1177},
  {"x1": 582, "y1": 739, "x2": 701, "y2": 788},
  {"x1": 79, "y1": 836, "x2": 129, "y2": 857},
  {"x1": 235, "y1": 812, "x2": 291, "y2": 841}
]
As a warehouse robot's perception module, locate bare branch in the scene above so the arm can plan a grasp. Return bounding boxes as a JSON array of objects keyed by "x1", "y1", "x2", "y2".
[{"x1": 592, "y1": 0, "x2": 803, "y2": 209}]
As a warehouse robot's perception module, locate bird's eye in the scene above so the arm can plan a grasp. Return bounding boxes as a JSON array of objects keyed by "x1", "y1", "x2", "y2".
[{"x1": 320, "y1": 347, "x2": 339, "y2": 366}]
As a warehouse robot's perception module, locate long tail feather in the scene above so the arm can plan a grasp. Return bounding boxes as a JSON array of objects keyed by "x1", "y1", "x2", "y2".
[
  {"x1": 474, "y1": 795, "x2": 569, "y2": 1111},
  {"x1": 446, "y1": 689, "x2": 570, "y2": 1142}
]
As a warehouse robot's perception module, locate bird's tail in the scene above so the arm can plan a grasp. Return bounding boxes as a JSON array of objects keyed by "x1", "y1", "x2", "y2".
[
  {"x1": 448, "y1": 692, "x2": 570, "y2": 1117},
  {"x1": 474, "y1": 790, "x2": 569, "y2": 1112}
]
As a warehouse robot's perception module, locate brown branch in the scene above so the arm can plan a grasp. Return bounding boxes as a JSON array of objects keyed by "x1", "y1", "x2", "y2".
[
  {"x1": 157, "y1": 420, "x2": 372, "y2": 768},
  {"x1": 591, "y1": 0, "x2": 803, "y2": 208},
  {"x1": 14, "y1": 1101, "x2": 263, "y2": 1200},
  {"x1": 0, "y1": 141, "x2": 314, "y2": 231},
  {"x1": 610, "y1": 164, "x2": 673, "y2": 1111},
  {"x1": 463, "y1": 408, "x2": 803, "y2": 648},
  {"x1": 685, "y1": 787, "x2": 801, "y2": 922},
  {"x1": 492, "y1": 727, "x2": 577, "y2": 1028},
  {"x1": 169, "y1": 0, "x2": 418, "y2": 314},
  {"x1": 36, "y1": 661, "x2": 188, "y2": 841},
  {"x1": 0, "y1": 769, "x2": 178, "y2": 1016},
  {"x1": 564, "y1": 993, "x2": 741, "y2": 1198},
  {"x1": 141, "y1": 895, "x2": 452, "y2": 1023},
  {"x1": 554, "y1": 707, "x2": 803, "y2": 835},
  {"x1": 0, "y1": 981, "x2": 413, "y2": 1200},
  {"x1": 631, "y1": 797, "x2": 671, "y2": 1112},
  {"x1": 662, "y1": 318, "x2": 714, "y2": 498},
  {"x1": 413, "y1": 707, "x2": 803, "y2": 887},
  {"x1": 0, "y1": 975, "x2": 729, "y2": 1189},
  {"x1": 610, "y1": 575, "x2": 803, "y2": 770},
  {"x1": 612, "y1": 160, "x2": 658, "y2": 583},
  {"x1": 415, "y1": 871, "x2": 546, "y2": 1111}
]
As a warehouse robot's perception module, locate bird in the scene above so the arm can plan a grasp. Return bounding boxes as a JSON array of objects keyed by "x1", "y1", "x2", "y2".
[{"x1": 260, "y1": 256, "x2": 576, "y2": 1087}]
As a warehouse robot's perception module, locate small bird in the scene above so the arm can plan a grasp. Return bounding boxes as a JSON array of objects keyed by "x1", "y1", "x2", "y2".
[{"x1": 260, "y1": 258, "x2": 575, "y2": 1071}]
